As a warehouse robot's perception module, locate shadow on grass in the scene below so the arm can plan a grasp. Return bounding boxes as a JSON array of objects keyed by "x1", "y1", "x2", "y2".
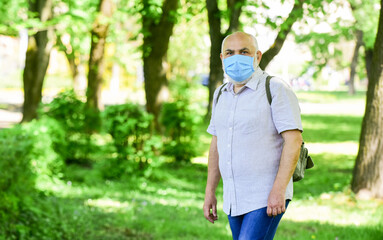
[
  {"x1": 275, "y1": 219, "x2": 382, "y2": 240},
  {"x1": 301, "y1": 115, "x2": 362, "y2": 143}
]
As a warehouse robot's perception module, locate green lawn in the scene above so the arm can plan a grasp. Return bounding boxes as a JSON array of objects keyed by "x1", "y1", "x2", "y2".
[{"x1": 34, "y1": 90, "x2": 383, "y2": 240}]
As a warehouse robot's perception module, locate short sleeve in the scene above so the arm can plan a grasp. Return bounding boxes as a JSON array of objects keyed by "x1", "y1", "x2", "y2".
[
  {"x1": 269, "y1": 77, "x2": 303, "y2": 134},
  {"x1": 207, "y1": 85, "x2": 223, "y2": 136}
]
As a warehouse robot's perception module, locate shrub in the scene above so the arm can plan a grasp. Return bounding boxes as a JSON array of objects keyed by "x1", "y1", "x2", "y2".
[
  {"x1": 39, "y1": 90, "x2": 96, "y2": 165},
  {"x1": 101, "y1": 103, "x2": 161, "y2": 178},
  {"x1": 0, "y1": 117, "x2": 66, "y2": 236},
  {"x1": 40, "y1": 89, "x2": 86, "y2": 132},
  {"x1": 160, "y1": 100, "x2": 201, "y2": 162},
  {"x1": 0, "y1": 126, "x2": 35, "y2": 229},
  {"x1": 22, "y1": 117, "x2": 66, "y2": 184}
]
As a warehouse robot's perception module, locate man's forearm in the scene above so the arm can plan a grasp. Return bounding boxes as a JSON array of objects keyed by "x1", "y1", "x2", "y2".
[
  {"x1": 206, "y1": 136, "x2": 221, "y2": 194},
  {"x1": 273, "y1": 130, "x2": 302, "y2": 191}
]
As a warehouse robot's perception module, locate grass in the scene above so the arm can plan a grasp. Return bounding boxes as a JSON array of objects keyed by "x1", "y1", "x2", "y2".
[{"x1": 27, "y1": 90, "x2": 383, "y2": 239}]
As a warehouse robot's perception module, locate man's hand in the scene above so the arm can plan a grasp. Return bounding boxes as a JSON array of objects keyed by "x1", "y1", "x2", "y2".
[
  {"x1": 266, "y1": 130, "x2": 302, "y2": 217},
  {"x1": 203, "y1": 193, "x2": 218, "y2": 223},
  {"x1": 267, "y1": 188, "x2": 285, "y2": 217}
]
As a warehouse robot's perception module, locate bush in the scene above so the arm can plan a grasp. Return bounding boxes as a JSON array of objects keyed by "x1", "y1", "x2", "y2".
[
  {"x1": 39, "y1": 90, "x2": 96, "y2": 165},
  {"x1": 0, "y1": 126, "x2": 35, "y2": 229},
  {"x1": 101, "y1": 103, "x2": 162, "y2": 178},
  {"x1": 160, "y1": 100, "x2": 201, "y2": 162},
  {"x1": 22, "y1": 117, "x2": 66, "y2": 183},
  {"x1": 0, "y1": 117, "x2": 66, "y2": 237}
]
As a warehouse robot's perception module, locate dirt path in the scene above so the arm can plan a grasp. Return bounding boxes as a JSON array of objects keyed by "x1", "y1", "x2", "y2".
[{"x1": 0, "y1": 89, "x2": 23, "y2": 129}]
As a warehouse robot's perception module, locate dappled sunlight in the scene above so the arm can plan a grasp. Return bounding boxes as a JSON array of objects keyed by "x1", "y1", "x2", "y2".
[
  {"x1": 300, "y1": 102, "x2": 365, "y2": 116},
  {"x1": 192, "y1": 155, "x2": 209, "y2": 165},
  {"x1": 306, "y1": 142, "x2": 359, "y2": 155},
  {"x1": 284, "y1": 194, "x2": 383, "y2": 227},
  {"x1": 85, "y1": 198, "x2": 131, "y2": 211}
]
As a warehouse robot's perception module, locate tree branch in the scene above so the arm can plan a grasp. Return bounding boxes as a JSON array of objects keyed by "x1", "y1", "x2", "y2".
[{"x1": 260, "y1": 0, "x2": 304, "y2": 70}]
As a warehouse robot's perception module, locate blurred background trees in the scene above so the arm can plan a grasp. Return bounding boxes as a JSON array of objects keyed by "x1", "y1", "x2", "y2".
[{"x1": 0, "y1": 0, "x2": 383, "y2": 237}]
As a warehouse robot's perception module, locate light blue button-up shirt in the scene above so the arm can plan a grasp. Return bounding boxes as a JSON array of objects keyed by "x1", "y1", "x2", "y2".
[{"x1": 207, "y1": 67, "x2": 303, "y2": 216}]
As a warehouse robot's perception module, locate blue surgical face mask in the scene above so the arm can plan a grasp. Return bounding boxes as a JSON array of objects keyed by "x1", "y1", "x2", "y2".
[{"x1": 223, "y1": 55, "x2": 255, "y2": 82}]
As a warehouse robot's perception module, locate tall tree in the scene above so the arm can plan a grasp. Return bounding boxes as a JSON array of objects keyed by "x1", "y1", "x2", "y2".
[
  {"x1": 352, "y1": 0, "x2": 383, "y2": 199},
  {"x1": 141, "y1": 0, "x2": 179, "y2": 130},
  {"x1": 205, "y1": 0, "x2": 245, "y2": 118},
  {"x1": 86, "y1": 0, "x2": 114, "y2": 111},
  {"x1": 22, "y1": 0, "x2": 54, "y2": 122},
  {"x1": 347, "y1": 0, "x2": 379, "y2": 95}
]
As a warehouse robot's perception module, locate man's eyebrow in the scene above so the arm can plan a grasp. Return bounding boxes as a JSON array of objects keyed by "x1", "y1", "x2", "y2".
[{"x1": 224, "y1": 48, "x2": 250, "y2": 52}]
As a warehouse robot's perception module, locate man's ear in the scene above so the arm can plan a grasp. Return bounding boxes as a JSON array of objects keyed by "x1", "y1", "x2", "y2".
[
  {"x1": 256, "y1": 50, "x2": 262, "y2": 63},
  {"x1": 220, "y1": 53, "x2": 223, "y2": 60}
]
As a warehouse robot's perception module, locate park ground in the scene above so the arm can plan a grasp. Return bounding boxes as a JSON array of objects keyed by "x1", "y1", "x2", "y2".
[{"x1": 1, "y1": 89, "x2": 383, "y2": 239}]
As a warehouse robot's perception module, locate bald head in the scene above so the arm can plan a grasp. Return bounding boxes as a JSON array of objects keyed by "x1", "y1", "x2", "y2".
[{"x1": 221, "y1": 32, "x2": 259, "y2": 54}]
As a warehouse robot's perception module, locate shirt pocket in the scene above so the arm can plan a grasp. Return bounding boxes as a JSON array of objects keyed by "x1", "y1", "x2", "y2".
[{"x1": 236, "y1": 101, "x2": 270, "y2": 134}]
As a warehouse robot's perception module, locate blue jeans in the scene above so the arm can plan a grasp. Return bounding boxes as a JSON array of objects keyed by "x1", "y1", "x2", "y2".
[{"x1": 227, "y1": 200, "x2": 290, "y2": 240}]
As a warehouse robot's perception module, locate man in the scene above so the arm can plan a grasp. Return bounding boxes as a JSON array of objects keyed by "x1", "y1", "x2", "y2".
[{"x1": 203, "y1": 32, "x2": 303, "y2": 240}]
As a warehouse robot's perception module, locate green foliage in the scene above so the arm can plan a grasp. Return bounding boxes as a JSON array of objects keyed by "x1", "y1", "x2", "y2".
[
  {"x1": 39, "y1": 90, "x2": 96, "y2": 165},
  {"x1": 0, "y1": 126, "x2": 35, "y2": 229},
  {"x1": 0, "y1": 0, "x2": 28, "y2": 35},
  {"x1": 41, "y1": 90, "x2": 86, "y2": 132},
  {"x1": 295, "y1": 32, "x2": 344, "y2": 77},
  {"x1": 22, "y1": 117, "x2": 66, "y2": 181},
  {"x1": 1, "y1": 90, "x2": 383, "y2": 239},
  {"x1": 349, "y1": 0, "x2": 380, "y2": 49},
  {"x1": 55, "y1": 0, "x2": 99, "y2": 70},
  {"x1": 160, "y1": 99, "x2": 201, "y2": 162},
  {"x1": 0, "y1": 118, "x2": 66, "y2": 237},
  {"x1": 102, "y1": 103, "x2": 161, "y2": 178}
]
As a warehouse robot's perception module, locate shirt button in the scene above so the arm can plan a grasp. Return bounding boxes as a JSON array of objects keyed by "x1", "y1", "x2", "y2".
[
  {"x1": 228, "y1": 144, "x2": 231, "y2": 147},
  {"x1": 229, "y1": 127, "x2": 232, "y2": 131}
]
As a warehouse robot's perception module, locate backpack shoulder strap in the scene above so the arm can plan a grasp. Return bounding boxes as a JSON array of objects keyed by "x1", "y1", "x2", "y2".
[
  {"x1": 215, "y1": 82, "x2": 228, "y2": 105},
  {"x1": 265, "y1": 75, "x2": 273, "y2": 105}
]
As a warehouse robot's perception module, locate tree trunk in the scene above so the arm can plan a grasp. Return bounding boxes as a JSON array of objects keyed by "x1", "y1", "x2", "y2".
[
  {"x1": 349, "y1": 30, "x2": 363, "y2": 95},
  {"x1": 205, "y1": 0, "x2": 244, "y2": 118},
  {"x1": 22, "y1": 0, "x2": 54, "y2": 122},
  {"x1": 352, "y1": 0, "x2": 383, "y2": 199},
  {"x1": 259, "y1": 0, "x2": 304, "y2": 70},
  {"x1": 365, "y1": 48, "x2": 373, "y2": 83},
  {"x1": 86, "y1": 0, "x2": 113, "y2": 111},
  {"x1": 58, "y1": 36, "x2": 87, "y2": 93},
  {"x1": 206, "y1": 0, "x2": 224, "y2": 119},
  {"x1": 142, "y1": 0, "x2": 179, "y2": 131}
]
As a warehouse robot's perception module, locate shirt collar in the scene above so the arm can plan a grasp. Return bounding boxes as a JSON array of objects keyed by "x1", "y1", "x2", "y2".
[
  {"x1": 223, "y1": 66, "x2": 265, "y2": 92},
  {"x1": 244, "y1": 67, "x2": 265, "y2": 90}
]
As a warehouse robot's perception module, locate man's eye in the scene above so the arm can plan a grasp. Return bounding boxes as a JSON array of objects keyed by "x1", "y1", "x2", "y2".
[{"x1": 241, "y1": 51, "x2": 248, "y2": 54}]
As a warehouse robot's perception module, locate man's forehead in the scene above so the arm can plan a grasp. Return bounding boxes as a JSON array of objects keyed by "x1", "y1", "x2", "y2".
[{"x1": 224, "y1": 34, "x2": 255, "y2": 50}]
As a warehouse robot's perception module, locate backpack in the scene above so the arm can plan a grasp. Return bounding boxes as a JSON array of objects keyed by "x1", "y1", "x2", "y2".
[{"x1": 215, "y1": 76, "x2": 314, "y2": 182}]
